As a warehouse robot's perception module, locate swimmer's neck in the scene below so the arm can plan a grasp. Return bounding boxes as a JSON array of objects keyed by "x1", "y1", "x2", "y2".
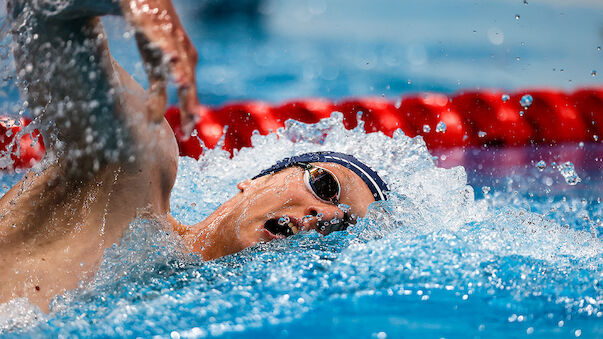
[{"x1": 168, "y1": 191, "x2": 246, "y2": 260}]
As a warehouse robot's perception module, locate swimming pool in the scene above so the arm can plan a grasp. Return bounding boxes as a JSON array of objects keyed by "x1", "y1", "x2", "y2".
[{"x1": 1, "y1": 0, "x2": 602, "y2": 337}]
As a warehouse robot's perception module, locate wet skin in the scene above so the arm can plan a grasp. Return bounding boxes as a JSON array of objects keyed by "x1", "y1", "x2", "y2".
[{"x1": 0, "y1": 0, "x2": 375, "y2": 312}]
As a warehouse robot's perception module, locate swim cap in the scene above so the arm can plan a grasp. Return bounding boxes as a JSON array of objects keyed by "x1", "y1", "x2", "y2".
[{"x1": 252, "y1": 151, "x2": 389, "y2": 201}]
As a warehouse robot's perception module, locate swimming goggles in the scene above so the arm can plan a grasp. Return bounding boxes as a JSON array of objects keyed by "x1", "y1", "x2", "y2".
[{"x1": 293, "y1": 162, "x2": 341, "y2": 205}]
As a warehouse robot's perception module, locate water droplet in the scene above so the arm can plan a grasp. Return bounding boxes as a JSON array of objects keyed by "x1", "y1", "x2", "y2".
[
  {"x1": 536, "y1": 160, "x2": 546, "y2": 171},
  {"x1": 422, "y1": 125, "x2": 431, "y2": 133},
  {"x1": 478, "y1": 131, "x2": 487, "y2": 138},
  {"x1": 515, "y1": 15, "x2": 520, "y2": 20},
  {"x1": 591, "y1": 70, "x2": 597, "y2": 77},
  {"x1": 435, "y1": 121, "x2": 447, "y2": 133},
  {"x1": 520, "y1": 94, "x2": 533, "y2": 108},
  {"x1": 558, "y1": 161, "x2": 581, "y2": 185},
  {"x1": 501, "y1": 94, "x2": 510, "y2": 102}
]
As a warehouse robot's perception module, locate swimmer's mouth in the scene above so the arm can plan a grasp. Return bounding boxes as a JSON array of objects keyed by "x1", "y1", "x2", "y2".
[{"x1": 263, "y1": 217, "x2": 299, "y2": 238}]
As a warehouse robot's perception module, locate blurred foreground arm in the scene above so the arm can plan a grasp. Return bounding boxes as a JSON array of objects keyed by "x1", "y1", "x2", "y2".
[{"x1": 7, "y1": 0, "x2": 199, "y2": 175}]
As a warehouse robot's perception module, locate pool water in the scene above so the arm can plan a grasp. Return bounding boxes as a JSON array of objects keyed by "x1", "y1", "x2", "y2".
[
  {"x1": 1, "y1": 114, "x2": 601, "y2": 338},
  {"x1": 1, "y1": 0, "x2": 602, "y2": 338}
]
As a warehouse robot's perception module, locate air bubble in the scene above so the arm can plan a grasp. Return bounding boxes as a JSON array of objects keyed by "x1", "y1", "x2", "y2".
[
  {"x1": 278, "y1": 216, "x2": 290, "y2": 225},
  {"x1": 519, "y1": 111, "x2": 525, "y2": 117},
  {"x1": 422, "y1": 125, "x2": 431, "y2": 133},
  {"x1": 520, "y1": 94, "x2": 533, "y2": 108},
  {"x1": 515, "y1": 15, "x2": 520, "y2": 20},
  {"x1": 481, "y1": 186, "x2": 491, "y2": 195},
  {"x1": 478, "y1": 131, "x2": 487, "y2": 138},
  {"x1": 501, "y1": 94, "x2": 510, "y2": 102},
  {"x1": 591, "y1": 70, "x2": 597, "y2": 77},
  {"x1": 435, "y1": 121, "x2": 447, "y2": 133}
]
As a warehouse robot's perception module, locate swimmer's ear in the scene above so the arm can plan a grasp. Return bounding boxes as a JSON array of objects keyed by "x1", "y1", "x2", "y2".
[{"x1": 237, "y1": 179, "x2": 252, "y2": 192}]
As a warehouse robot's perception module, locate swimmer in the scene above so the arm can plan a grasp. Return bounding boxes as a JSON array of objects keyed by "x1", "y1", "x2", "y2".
[{"x1": 0, "y1": 0, "x2": 388, "y2": 312}]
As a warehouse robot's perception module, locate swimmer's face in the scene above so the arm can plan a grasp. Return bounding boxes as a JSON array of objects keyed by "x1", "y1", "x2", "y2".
[{"x1": 186, "y1": 163, "x2": 375, "y2": 260}]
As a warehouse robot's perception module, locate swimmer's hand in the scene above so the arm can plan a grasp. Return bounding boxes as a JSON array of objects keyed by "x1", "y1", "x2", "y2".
[{"x1": 121, "y1": 0, "x2": 201, "y2": 137}]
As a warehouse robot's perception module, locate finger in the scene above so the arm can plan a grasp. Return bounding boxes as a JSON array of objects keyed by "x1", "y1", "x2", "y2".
[{"x1": 135, "y1": 32, "x2": 169, "y2": 123}]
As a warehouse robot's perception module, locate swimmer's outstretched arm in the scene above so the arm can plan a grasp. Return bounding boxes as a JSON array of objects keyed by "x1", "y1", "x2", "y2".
[{"x1": 7, "y1": 0, "x2": 199, "y2": 175}]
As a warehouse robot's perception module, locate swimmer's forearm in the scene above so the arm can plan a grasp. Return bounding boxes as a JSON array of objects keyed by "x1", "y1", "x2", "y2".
[{"x1": 121, "y1": 0, "x2": 201, "y2": 130}]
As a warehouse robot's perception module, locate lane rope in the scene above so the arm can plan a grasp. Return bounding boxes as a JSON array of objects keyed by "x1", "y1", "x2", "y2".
[{"x1": 2, "y1": 88, "x2": 601, "y2": 170}]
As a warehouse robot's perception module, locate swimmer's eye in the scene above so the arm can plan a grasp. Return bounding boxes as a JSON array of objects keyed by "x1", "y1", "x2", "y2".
[{"x1": 295, "y1": 163, "x2": 341, "y2": 204}]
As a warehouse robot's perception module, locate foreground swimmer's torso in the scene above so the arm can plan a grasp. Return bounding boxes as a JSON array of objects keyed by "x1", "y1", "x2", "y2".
[{"x1": 0, "y1": 0, "x2": 184, "y2": 311}]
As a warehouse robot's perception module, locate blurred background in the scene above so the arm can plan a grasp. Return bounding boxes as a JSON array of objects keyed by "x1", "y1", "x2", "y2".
[
  {"x1": 103, "y1": 0, "x2": 602, "y2": 106},
  {"x1": 0, "y1": 0, "x2": 601, "y2": 110}
]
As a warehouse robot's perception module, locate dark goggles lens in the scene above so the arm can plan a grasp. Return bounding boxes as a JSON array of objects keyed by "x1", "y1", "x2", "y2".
[{"x1": 306, "y1": 166, "x2": 340, "y2": 203}]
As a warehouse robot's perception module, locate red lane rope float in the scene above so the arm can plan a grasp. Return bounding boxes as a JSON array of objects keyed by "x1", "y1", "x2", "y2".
[{"x1": 1, "y1": 88, "x2": 601, "y2": 170}]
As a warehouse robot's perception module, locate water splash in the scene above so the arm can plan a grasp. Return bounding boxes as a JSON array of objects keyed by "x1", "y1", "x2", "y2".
[{"x1": 557, "y1": 161, "x2": 581, "y2": 185}]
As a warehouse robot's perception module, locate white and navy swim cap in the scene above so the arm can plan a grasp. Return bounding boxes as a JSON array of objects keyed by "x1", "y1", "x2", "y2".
[{"x1": 252, "y1": 151, "x2": 389, "y2": 201}]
